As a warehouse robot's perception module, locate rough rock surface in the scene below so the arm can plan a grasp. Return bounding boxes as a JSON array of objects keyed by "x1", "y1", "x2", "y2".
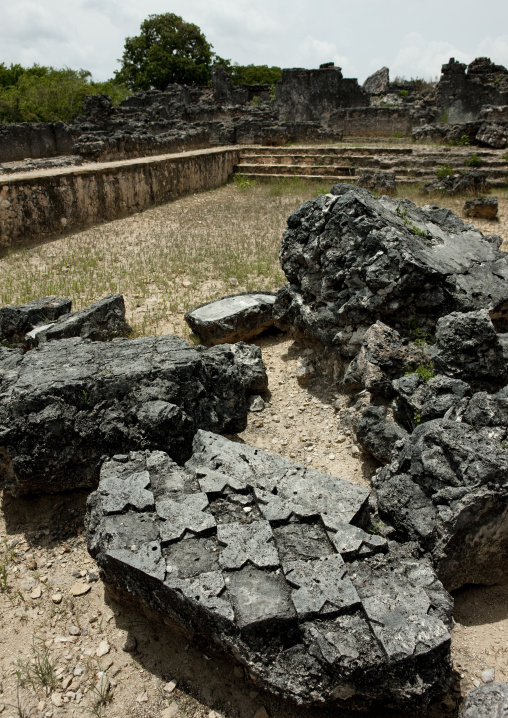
[
  {"x1": 343, "y1": 321, "x2": 430, "y2": 397},
  {"x1": 373, "y1": 419, "x2": 508, "y2": 591},
  {"x1": 356, "y1": 172, "x2": 396, "y2": 196},
  {"x1": 0, "y1": 296, "x2": 71, "y2": 345},
  {"x1": 273, "y1": 185, "x2": 508, "y2": 356},
  {"x1": 185, "y1": 292, "x2": 277, "y2": 346},
  {"x1": 355, "y1": 404, "x2": 408, "y2": 463},
  {"x1": 0, "y1": 336, "x2": 253, "y2": 495},
  {"x1": 463, "y1": 196, "x2": 499, "y2": 220},
  {"x1": 475, "y1": 122, "x2": 508, "y2": 148},
  {"x1": 434, "y1": 310, "x2": 508, "y2": 390},
  {"x1": 424, "y1": 171, "x2": 490, "y2": 196},
  {"x1": 87, "y1": 430, "x2": 453, "y2": 711},
  {"x1": 363, "y1": 67, "x2": 390, "y2": 95},
  {"x1": 459, "y1": 682, "x2": 508, "y2": 717},
  {"x1": 25, "y1": 294, "x2": 132, "y2": 346}
]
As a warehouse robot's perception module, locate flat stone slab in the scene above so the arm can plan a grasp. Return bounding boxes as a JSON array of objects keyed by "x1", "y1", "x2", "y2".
[
  {"x1": 87, "y1": 430, "x2": 453, "y2": 711},
  {"x1": 185, "y1": 292, "x2": 277, "y2": 346},
  {"x1": 0, "y1": 336, "x2": 252, "y2": 495}
]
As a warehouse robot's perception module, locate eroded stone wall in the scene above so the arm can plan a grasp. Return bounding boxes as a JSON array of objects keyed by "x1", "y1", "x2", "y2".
[
  {"x1": 0, "y1": 147, "x2": 240, "y2": 250},
  {"x1": 0, "y1": 122, "x2": 79, "y2": 163}
]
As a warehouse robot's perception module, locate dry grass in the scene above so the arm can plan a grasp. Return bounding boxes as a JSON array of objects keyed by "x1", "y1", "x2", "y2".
[{"x1": 1, "y1": 180, "x2": 507, "y2": 339}]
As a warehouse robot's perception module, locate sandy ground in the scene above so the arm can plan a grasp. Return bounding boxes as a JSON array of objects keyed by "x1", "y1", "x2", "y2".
[{"x1": 1, "y1": 181, "x2": 508, "y2": 718}]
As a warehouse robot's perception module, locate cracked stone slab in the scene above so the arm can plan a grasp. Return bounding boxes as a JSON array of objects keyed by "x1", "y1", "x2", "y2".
[
  {"x1": 217, "y1": 520, "x2": 279, "y2": 569},
  {"x1": 0, "y1": 336, "x2": 250, "y2": 495},
  {"x1": 0, "y1": 296, "x2": 71, "y2": 345},
  {"x1": 87, "y1": 439, "x2": 453, "y2": 711},
  {"x1": 283, "y1": 555, "x2": 360, "y2": 618},
  {"x1": 185, "y1": 292, "x2": 277, "y2": 345}
]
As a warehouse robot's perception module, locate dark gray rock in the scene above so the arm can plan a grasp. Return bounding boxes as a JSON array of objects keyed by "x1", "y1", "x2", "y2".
[
  {"x1": 356, "y1": 404, "x2": 408, "y2": 463},
  {"x1": 476, "y1": 122, "x2": 508, "y2": 148},
  {"x1": 185, "y1": 292, "x2": 277, "y2": 346},
  {"x1": 0, "y1": 336, "x2": 250, "y2": 496},
  {"x1": 87, "y1": 431, "x2": 452, "y2": 710},
  {"x1": 228, "y1": 342, "x2": 268, "y2": 394},
  {"x1": 26, "y1": 294, "x2": 131, "y2": 346},
  {"x1": 0, "y1": 297, "x2": 71, "y2": 345},
  {"x1": 463, "y1": 390, "x2": 508, "y2": 441},
  {"x1": 434, "y1": 310, "x2": 508, "y2": 390},
  {"x1": 464, "y1": 197, "x2": 498, "y2": 220},
  {"x1": 373, "y1": 419, "x2": 508, "y2": 590},
  {"x1": 273, "y1": 186, "x2": 508, "y2": 357},
  {"x1": 356, "y1": 172, "x2": 396, "y2": 196},
  {"x1": 363, "y1": 67, "x2": 390, "y2": 95},
  {"x1": 393, "y1": 374, "x2": 472, "y2": 428},
  {"x1": 459, "y1": 682, "x2": 508, "y2": 718},
  {"x1": 343, "y1": 321, "x2": 430, "y2": 397},
  {"x1": 424, "y1": 171, "x2": 490, "y2": 195}
]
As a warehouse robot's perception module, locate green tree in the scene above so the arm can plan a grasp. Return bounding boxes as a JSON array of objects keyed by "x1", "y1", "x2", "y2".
[
  {"x1": 228, "y1": 64, "x2": 282, "y2": 86},
  {"x1": 115, "y1": 13, "x2": 214, "y2": 90}
]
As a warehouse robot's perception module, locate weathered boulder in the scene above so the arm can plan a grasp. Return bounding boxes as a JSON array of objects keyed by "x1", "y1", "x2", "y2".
[
  {"x1": 87, "y1": 430, "x2": 453, "y2": 711},
  {"x1": 464, "y1": 196, "x2": 498, "y2": 220},
  {"x1": 273, "y1": 186, "x2": 508, "y2": 356},
  {"x1": 0, "y1": 345, "x2": 23, "y2": 383},
  {"x1": 0, "y1": 296, "x2": 71, "y2": 345},
  {"x1": 373, "y1": 419, "x2": 508, "y2": 590},
  {"x1": 0, "y1": 336, "x2": 253, "y2": 495},
  {"x1": 185, "y1": 292, "x2": 277, "y2": 346},
  {"x1": 459, "y1": 682, "x2": 508, "y2": 718},
  {"x1": 228, "y1": 342, "x2": 268, "y2": 394},
  {"x1": 343, "y1": 321, "x2": 430, "y2": 397},
  {"x1": 355, "y1": 404, "x2": 408, "y2": 463},
  {"x1": 424, "y1": 171, "x2": 490, "y2": 195},
  {"x1": 356, "y1": 172, "x2": 396, "y2": 196},
  {"x1": 363, "y1": 67, "x2": 390, "y2": 95},
  {"x1": 434, "y1": 310, "x2": 508, "y2": 390},
  {"x1": 475, "y1": 122, "x2": 508, "y2": 148},
  {"x1": 25, "y1": 294, "x2": 132, "y2": 347},
  {"x1": 393, "y1": 374, "x2": 472, "y2": 428}
]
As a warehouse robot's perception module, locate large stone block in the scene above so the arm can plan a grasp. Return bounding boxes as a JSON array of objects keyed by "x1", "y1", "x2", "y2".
[
  {"x1": 0, "y1": 296, "x2": 71, "y2": 345},
  {"x1": 373, "y1": 419, "x2": 508, "y2": 591},
  {"x1": 459, "y1": 682, "x2": 508, "y2": 718},
  {"x1": 0, "y1": 336, "x2": 251, "y2": 495},
  {"x1": 273, "y1": 186, "x2": 508, "y2": 357},
  {"x1": 87, "y1": 430, "x2": 453, "y2": 711}
]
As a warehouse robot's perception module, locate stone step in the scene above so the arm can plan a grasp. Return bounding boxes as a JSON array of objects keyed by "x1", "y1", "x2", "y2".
[
  {"x1": 234, "y1": 171, "x2": 507, "y2": 188},
  {"x1": 240, "y1": 145, "x2": 413, "y2": 157},
  {"x1": 239, "y1": 153, "x2": 507, "y2": 169},
  {"x1": 236, "y1": 163, "x2": 356, "y2": 176}
]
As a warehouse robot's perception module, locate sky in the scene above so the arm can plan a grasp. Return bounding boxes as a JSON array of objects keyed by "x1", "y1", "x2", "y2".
[{"x1": 1, "y1": 0, "x2": 508, "y2": 84}]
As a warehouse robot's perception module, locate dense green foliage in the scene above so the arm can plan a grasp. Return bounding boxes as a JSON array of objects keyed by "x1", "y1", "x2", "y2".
[
  {"x1": 0, "y1": 63, "x2": 129, "y2": 123},
  {"x1": 115, "y1": 13, "x2": 214, "y2": 90},
  {"x1": 226, "y1": 63, "x2": 282, "y2": 86}
]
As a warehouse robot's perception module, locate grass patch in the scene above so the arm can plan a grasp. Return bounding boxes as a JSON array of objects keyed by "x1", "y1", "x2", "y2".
[{"x1": 16, "y1": 636, "x2": 58, "y2": 695}]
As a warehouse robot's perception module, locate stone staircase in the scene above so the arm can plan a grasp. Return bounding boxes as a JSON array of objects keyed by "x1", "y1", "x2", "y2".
[{"x1": 234, "y1": 145, "x2": 508, "y2": 187}]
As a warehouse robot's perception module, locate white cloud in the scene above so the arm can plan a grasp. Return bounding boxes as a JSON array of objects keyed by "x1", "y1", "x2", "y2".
[
  {"x1": 390, "y1": 33, "x2": 469, "y2": 80},
  {"x1": 475, "y1": 35, "x2": 508, "y2": 67},
  {"x1": 298, "y1": 37, "x2": 350, "y2": 74}
]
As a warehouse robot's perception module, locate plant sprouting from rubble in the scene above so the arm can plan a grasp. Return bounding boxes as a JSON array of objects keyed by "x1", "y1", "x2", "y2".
[
  {"x1": 435, "y1": 164, "x2": 454, "y2": 179},
  {"x1": 465, "y1": 152, "x2": 482, "y2": 167}
]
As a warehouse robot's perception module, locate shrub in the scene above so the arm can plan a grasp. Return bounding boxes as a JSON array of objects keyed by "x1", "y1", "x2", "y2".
[
  {"x1": 465, "y1": 153, "x2": 482, "y2": 167},
  {"x1": 435, "y1": 164, "x2": 453, "y2": 179}
]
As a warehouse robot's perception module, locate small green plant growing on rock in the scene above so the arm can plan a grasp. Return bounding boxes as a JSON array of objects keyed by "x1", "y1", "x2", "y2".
[
  {"x1": 502, "y1": 152, "x2": 508, "y2": 162},
  {"x1": 435, "y1": 164, "x2": 453, "y2": 179},
  {"x1": 233, "y1": 173, "x2": 255, "y2": 191},
  {"x1": 414, "y1": 410, "x2": 421, "y2": 425},
  {"x1": 250, "y1": 95, "x2": 261, "y2": 106},
  {"x1": 449, "y1": 134, "x2": 470, "y2": 146},
  {"x1": 398, "y1": 89, "x2": 408, "y2": 98},
  {"x1": 465, "y1": 152, "x2": 482, "y2": 167},
  {"x1": 405, "y1": 363, "x2": 435, "y2": 382},
  {"x1": 396, "y1": 203, "x2": 429, "y2": 237}
]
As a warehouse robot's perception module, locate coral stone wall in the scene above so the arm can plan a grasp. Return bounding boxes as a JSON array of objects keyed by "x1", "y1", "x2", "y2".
[
  {"x1": 0, "y1": 147, "x2": 240, "y2": 250},
  {"x1": 0, "y1": 122, "x2": 78, "y2": 163}
]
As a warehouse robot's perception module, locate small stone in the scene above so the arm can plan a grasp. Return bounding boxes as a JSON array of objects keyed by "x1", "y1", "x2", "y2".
[
  {"x1": 50, "y1": 593, "x2": 61, "y2": 604},
  {"x1": 37, "y1": 701, "x2": 45, "y2": 711},
  {"x1": 163, "y1": 680, "x2": 177, "y2": 694},
  {"x1": 31, "y1": 586, "x2": 42, "y2": 599},
  {"x1": 248, "y1": 395, "x2": 265, "y2": 412},
  {"x1": 182, "y1": 280, "x2": 191, "y2": 288},
  {"x1": 161, "y1": 703, "x2": 179, "y2": 718},
  {"x1": 68, "y1": 625, "x2": 80, "y2": 636},
  {"x1": 71, "y1": 583, "x2": 91, "y2": 597},
  {"x1": 26, "y1": 557, "x2": 37, "y2": 570},
  {"x1": 328, "y1": 454, "x2": 335, "y2": 460},
  {"x1": 336, "y1": 434, "x2": 346, "y2": 443},
  {"x1": 253, "y1": 708, "x2": 269, "y2": 718},
  {"x1": 122, "y1": 635, "x2": 137, "y2": 652},
  {"x1": 229, "y1": 278, "x2": 239, "y2": 287},
  {"x1": 96, "y1": 640, "x2": 110, "y2": 658},
  {"x1": 350, "y1": 445, "x2": 360, "y2": 456},
  {"x1": 481, "y1": 668, "x2": 495, "y2": 683},
  {"x1": 62, "y1": 676, "x2": 73, "y2": 690},
  {"x1": 51, "y1": 693, "x2": 63, "y2": 707},
  {"x1": 136, "y1": 691, "x2": 148, "y2": 703}
]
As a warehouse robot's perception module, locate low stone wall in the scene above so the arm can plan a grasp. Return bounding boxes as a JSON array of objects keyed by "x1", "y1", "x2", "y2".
[
  {"x1": 330, "y1": 107, "x2": 415, "y2": 136},
  {"x1": 0, "y1": 122, "x2": 78, "y2": 163},
  {"x1": 0, "y1": 147, "x2": 240, "y2": 251}
]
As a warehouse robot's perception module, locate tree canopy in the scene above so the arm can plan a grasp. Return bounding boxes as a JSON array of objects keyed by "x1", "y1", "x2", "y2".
[
  {"x1": 115, "y1": 13, "x2": 215, "y2": 90},
  {"x1": 0, "y1": 64, "x2": 129, "y2": 123}
]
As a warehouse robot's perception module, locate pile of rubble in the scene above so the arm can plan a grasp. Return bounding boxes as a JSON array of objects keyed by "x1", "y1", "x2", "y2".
[{"x1": 2, "y1": 184, "x2": 508, "y2": 713}]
